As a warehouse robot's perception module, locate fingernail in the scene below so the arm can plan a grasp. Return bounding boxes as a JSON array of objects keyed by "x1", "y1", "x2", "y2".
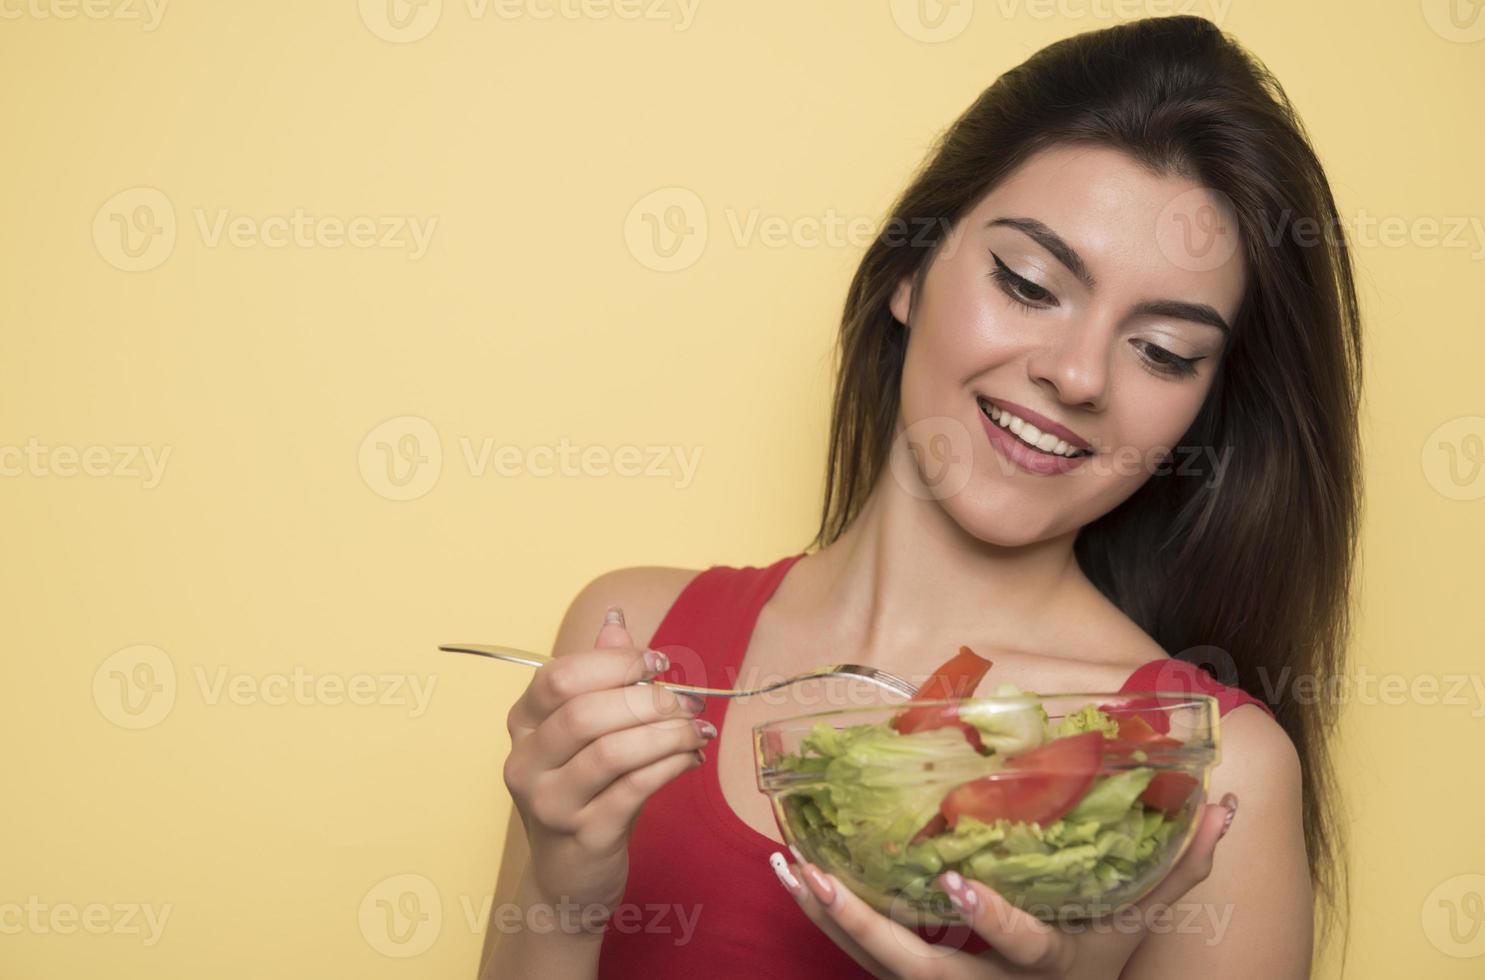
[
  {"x1": 680, "y1": 693, "x2": 706, "y2": 715},
  {"x1": 604, "y1": 606, "x2": 625, "y2": 627},
  {"x1": 941, "y1": 870, "x2": 979, "y2": 914},
  {"x1": 644, "y1": 650, "x2": 669, "y2": 674},
  {"x1": 769, "y1": 852, "x2": 802, "y2": 897},
  {"x1": 694, "y1": 719, "x2": 717, "y2": 739},
  {"x1": 802, "y1": 864, "x2": 838, "y2": 908},
  {"x1": 1219, "y1": 792, "x2": 1238, "y2": 838}
]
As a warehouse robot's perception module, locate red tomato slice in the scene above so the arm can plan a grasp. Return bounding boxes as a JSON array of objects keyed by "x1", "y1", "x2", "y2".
[
  {"x1": 1105, "y1": 713, "x2": 1181, "y2": 757},
  {"x1": 1113, "y1": 715, "x2": 1161, "y2": 742},
  {"x1": 939, "y1": 730, "x2": 1104, "y2": 828},
  {"x1": 1105, "y1": 714, "x2": 1197, "y2": 815},
  {"x1": 890, "y1": 646, "x2": 993, "y2": 751},
  {"x1": 919, "y1": 646, "x2": 996, "y2": 700},
  {"x1": 891, "y1": 703, "x2": 986, "y2": 752},
  {"x1": 761, "y1": 729, "x2": 784, "y2": 765},
  {"x1": 1139, "y1": 772, "x2": 1199, "y2": 814}
]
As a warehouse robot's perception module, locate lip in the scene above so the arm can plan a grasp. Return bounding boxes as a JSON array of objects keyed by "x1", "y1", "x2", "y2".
[
  {"x1": 980, "y1": 397, "x2": 1093, "y2": 451},
  {"x1": 977, "y1": 400, "x2": 1093, "y2": 476}
]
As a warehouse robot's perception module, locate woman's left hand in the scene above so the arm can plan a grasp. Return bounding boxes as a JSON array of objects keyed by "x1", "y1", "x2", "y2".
[{"x1": 771, "y1": 795, "x2": 1237, "y2": 979}]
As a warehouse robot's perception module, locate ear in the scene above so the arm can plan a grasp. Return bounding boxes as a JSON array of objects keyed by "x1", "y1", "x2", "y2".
[{"x1": 889, "y1": 274, "x2": 913, "y2": 328}]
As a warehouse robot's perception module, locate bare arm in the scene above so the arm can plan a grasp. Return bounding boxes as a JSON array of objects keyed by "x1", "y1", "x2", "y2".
[
  {"x1": 1120, "y1": 705, "x2": 1314, "y2": 978},
  {"x1": 476, "y1": 566, "x2": 700, "y2": 980}
]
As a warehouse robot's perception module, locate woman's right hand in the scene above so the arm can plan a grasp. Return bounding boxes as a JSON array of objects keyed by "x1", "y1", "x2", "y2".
[{"x1": 501, "y1": 607, "x2": 715, "y2": 924}]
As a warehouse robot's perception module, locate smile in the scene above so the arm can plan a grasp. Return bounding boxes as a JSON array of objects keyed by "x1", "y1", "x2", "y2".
[{"x1": 977, "y1": 398, "x2": 1093, "y2": 458}]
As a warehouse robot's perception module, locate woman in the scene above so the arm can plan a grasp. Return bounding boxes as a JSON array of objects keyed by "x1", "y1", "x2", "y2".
[{"x1": 485, "y1": 15, "x2": 1359, "y2": 979}]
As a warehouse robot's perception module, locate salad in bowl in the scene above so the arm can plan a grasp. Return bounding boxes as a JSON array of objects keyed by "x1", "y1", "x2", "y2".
[{"x1": 754, "y1": 647, "x2": 1220, "y2": 926}]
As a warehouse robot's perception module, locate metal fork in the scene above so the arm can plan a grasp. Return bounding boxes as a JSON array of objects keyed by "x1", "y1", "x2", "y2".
[{"x1": 438, "y1": 643, "x2": 920, "y2": 701}]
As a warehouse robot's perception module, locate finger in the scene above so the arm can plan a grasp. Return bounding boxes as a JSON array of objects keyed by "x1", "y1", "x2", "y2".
[
  {"x1": 802, "y1": 861, "x2": 979, "y2": 980},
  {"x1": 939, "y1": 870, "x2": 1070, "y2": 973},
  {"x1": 508, "y1": 645, "x2": 666, "y2": 735},
  {"x1": 1136, "y1": 793, "x2": 1236, "y2": 912},
  {"x1": 547, "y1": 715, "x2": 716, "y2": 812},
  {"x1": 520, "y1": 680, "x2": 705, "y2": 771},
  {"x1": 576, "y1": 747, "x2": 705, "y2": 849},
  {"x1": 595, "y1": 605, "x2": 632, "y2": 650},
  {"x1": 769, "y1": 855, "x2": 896, "y2": 980}
]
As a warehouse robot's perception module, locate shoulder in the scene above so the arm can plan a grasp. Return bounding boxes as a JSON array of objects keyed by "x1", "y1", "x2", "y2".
[
  {"x1": 1213, "y1": 703, "x2": 1303, "y2": 802},
  {"x1": 1203, "y1": 703, "x2": 1308, "y2": 924},
  {"x1": 1121, "y1": 694, "x2": 1312, "y2": 972},
  {"x1": 556, "y1": 565, "x2": 707, "y2": 652}
]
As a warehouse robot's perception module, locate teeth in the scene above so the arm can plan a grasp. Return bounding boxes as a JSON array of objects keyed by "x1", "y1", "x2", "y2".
[{"x1": 982, "y1": 401, "x2": 1087, "y2": 458}]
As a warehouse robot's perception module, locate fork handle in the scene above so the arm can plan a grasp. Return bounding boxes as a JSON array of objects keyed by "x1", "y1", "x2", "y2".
[
  {"x1": 438, "y1": 642, "x2": 724, "y2": 698},
  {"x1": 439, "y1": 643, "x2": 551, "y2": 669}
]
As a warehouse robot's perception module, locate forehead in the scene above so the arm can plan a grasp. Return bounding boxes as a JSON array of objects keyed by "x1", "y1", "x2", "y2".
[{"x1": 967, "y1": 144, "x2": 1247, "y2": 321}]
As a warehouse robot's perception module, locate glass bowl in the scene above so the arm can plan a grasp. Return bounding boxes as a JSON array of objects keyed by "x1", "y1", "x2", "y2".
[{"x1": 754, "y1": 691, "x2": 1220, "y2": 926}]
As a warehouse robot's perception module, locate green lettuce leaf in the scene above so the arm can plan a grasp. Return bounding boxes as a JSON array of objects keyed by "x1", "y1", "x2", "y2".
[
  {"x1": 1064, "y1": 768, "x2": 1156, "y2": 825},
  {"x1": 956, "y1": 691, "x2": 1048, "y2": 756},
  {"x1": 818, "y1": 725, "x2": 989, "y2": 881},
  {"x1": 1052, "y1": 704, "x2": 1121, "y2": 739}
]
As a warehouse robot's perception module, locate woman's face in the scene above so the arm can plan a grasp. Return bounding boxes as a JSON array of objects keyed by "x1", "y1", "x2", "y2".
[{"x1": 890, "y1": 143, "x2": 1246, "y2": 546}]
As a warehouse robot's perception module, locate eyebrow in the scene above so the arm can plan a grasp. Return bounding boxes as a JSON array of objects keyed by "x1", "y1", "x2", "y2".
[{"x1": 985, "y1": 216, "x2": 1231, "y2": 337}]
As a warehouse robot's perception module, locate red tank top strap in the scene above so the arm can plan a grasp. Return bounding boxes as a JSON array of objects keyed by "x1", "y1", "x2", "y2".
[
  {"x1": 1115, "y1": 657, "x2": 1276, "y2": 733},
  {"x1": 650, "y1": 555, "x2": 807, "y2": 653},
  {"x1": 646, "y1": 553, "x2": 806, "y2": 694}
]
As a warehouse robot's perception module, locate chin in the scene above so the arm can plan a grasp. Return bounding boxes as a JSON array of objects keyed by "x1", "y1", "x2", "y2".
[{"x1": 946, "y1": 496, "x2": 1064, "y2": 548}]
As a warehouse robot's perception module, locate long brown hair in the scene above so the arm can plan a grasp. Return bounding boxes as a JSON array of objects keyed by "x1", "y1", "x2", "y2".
[{"x1": 812, "y1": 15, "x2": 1359, "y2": 964}]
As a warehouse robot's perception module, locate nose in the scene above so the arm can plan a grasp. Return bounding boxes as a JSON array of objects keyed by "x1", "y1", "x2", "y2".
[{"x1": 1025, "y1": 317, "x2": 1111, "y2": 412}]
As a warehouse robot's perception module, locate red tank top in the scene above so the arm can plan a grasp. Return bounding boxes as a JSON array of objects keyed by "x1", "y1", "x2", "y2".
[{"x1": 596, "y1": 553, "x2": 1275, "y2": 978}]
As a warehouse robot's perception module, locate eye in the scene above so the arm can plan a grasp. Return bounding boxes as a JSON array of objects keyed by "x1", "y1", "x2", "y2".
[
  {"x1": 988, "y1": 251, "x2": 1058, "y2": 310},
  {"x1": 1132, "y1": 339, "x2": 1204, "y2": 379}
]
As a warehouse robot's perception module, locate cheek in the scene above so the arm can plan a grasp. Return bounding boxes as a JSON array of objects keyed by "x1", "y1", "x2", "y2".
[
  {"x1": 1077, "y1": 388, "x2": 1214, "y2": 499},
  {"x1": 1114, "y1": 382, "x2": 1214, "y2": 457},
  {"x1": 908, "y1": 295, "x2": 1025, "y2": 395}
]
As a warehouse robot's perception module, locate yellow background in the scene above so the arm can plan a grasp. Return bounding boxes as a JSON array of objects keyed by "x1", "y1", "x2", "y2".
[{"x1": 3, "y1": 1, "x2": 1482, "y2": 976}]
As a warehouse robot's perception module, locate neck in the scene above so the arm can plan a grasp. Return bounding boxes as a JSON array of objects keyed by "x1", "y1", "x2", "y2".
[{"x1": 795, "y1": 471, "x2": 1097, "y2": 667}]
